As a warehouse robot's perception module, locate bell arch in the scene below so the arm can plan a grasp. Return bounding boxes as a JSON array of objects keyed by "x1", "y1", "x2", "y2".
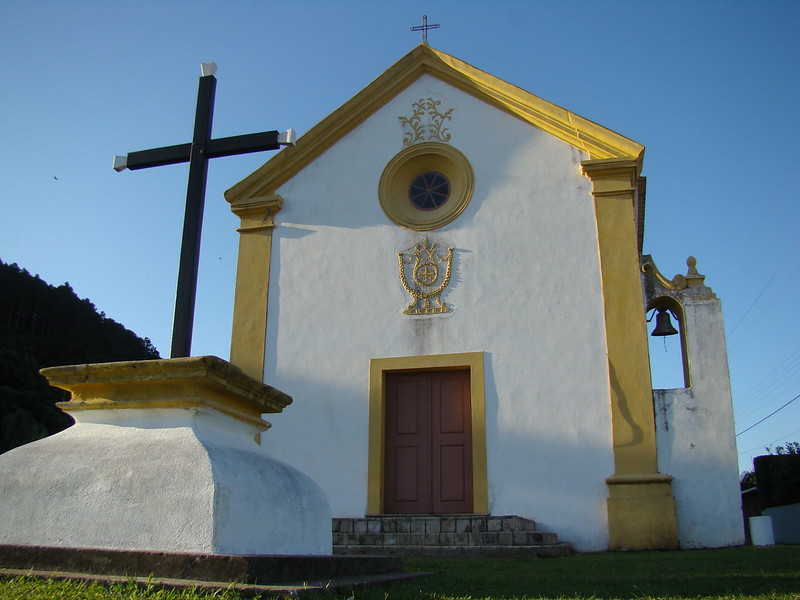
[{"x1": 646, "y1": 295, "x2": 690, "y2": 389}]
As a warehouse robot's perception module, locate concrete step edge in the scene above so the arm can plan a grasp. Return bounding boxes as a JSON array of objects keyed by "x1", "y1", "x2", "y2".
[{"x1": 333, "y1": 544, "x2": 573, "y2": 558}]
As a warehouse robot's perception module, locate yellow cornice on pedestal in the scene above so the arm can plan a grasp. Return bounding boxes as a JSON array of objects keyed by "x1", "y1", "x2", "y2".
[
  {"x1": 225, "y1": 45, "x2": 644, "y2": 204},
  {"x1": 42, "y1": 356, "x2": 292, "y2": 431}
]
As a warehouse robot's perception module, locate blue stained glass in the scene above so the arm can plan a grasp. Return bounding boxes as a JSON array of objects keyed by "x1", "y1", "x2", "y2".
[{"x1": 409, "y1": 171, "x2": 450, "y2": 211}]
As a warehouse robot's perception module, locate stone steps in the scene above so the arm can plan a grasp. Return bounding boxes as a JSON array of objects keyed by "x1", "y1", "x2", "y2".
[{"x1": 333, "y1": 515, "x2": 572, "y2": 558}]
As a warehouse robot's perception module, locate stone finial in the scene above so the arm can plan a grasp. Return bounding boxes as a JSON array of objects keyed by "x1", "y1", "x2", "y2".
[
  {"x1": 685, "y1": 255, "x2": 706, "y2": 287},
  {"x1": 641, "y1": 254, "x2": 716, "y2": 302},
  {"x1": 686, "y1": 256, "x2": 698, "y2": 275}
]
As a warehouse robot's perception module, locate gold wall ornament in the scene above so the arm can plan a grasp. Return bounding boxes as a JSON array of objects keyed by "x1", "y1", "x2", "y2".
[
  {"x1": 398, "y1": 238, "x2": 454, "y2": 315},
  {"x1": 398, "y1": 98, "x2": 454, "y2": 146}
]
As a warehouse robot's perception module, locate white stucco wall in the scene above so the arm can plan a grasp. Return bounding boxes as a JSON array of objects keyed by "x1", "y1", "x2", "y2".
[
  {"x1": 654, "y1": 296, "x2": 745, "y2": 548},
  {"x1": 0, "y1": 407, "x2": 331, "y2": 555},
  {"x1": 256, "y1": 75, "x2": 616, "y2": 552}
]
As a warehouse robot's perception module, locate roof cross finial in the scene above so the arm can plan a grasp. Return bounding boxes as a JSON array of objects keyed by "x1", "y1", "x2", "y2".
[{"x1": 410, "y1": 14, "x2": 440, "y2": 45}]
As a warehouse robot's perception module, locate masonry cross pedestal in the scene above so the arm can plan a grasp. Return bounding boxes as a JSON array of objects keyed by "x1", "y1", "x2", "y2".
[{"x1": 114, "y1": 62, "x2": 294, "y2": 358}]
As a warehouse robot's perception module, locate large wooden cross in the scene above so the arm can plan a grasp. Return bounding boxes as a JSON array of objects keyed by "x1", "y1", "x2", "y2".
[{"x1": 114, "y1": 62, "x2": 294, "y2": 359}]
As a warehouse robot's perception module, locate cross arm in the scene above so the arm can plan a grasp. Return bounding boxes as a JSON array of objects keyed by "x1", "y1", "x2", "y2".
[
  {"x1": 113, "y1": 130, "x2": 295, "y2": 172},
  {"x1": 116, "y1": 143, "x2": 193, "y2": 172},
  {"x1": 205, "y1": 131, "x2": 280, "y2": 159}
]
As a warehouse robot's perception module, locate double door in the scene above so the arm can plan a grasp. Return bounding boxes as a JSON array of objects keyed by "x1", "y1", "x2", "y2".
[{"x1": 384, "y1": 370, "x2": 473, "y2": 514}]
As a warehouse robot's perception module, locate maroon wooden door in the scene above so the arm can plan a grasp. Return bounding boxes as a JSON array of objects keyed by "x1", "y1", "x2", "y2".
[{"x1": 384, "y1": 370, "x2": 473, "y2": 514}]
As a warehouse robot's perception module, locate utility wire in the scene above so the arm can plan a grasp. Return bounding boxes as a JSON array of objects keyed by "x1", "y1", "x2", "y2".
[
  {"x1": 734, "y1": 348, "x2": 800, "y2": 415},
  {"x1": 735, "y1": 366, "x2": 800, "y2": 423},
  {"x1": 736, "y1": 346, "x2": 800, "y2": 400},
  {"x1": 738, "y1": 427, "x2": 800, "y2": 455},
  {"x1": 728, "y1": 238, "x2": 800, "y2": 336},
  {"x1": 736, "y1": 393, "x2": 800, "y2": 437},
  {"x1": 729, "y1": 271, "x2": 781, "y2": 336}
]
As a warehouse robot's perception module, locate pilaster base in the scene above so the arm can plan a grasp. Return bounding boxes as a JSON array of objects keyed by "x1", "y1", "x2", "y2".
[{"x1": 606, "y1": 474, "x2": 679, "y2": 551}]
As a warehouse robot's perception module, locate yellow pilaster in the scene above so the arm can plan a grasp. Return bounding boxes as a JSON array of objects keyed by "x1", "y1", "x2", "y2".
[
  {"x1": 581, "y1": 157, "x2": 678, "y2": 551},
  {"x1": 228, "y1": 195, "x2": 283, "y2": 381}
]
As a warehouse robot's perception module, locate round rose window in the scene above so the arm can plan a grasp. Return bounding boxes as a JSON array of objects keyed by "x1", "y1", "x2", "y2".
[
  {"x1": 379, "y1": 142, "x2": 474, "y2": 230},
  {"x1": 409, "y1": 171, "x2": 450, "y2": 211}
]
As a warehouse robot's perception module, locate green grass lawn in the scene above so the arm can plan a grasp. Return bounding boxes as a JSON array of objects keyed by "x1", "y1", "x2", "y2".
[{"x1": 1, "y1": 546, "x2": 798, "y2": 600}]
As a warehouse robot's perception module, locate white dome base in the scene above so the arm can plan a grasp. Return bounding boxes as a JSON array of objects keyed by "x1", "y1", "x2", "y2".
[{"x1": 0, "y1": 357, "x2": 331, "y2": 555}]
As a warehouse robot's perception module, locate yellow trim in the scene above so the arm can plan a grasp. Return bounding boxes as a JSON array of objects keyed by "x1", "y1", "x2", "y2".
[
  {"x1": 367, "y1": 352, "x2": 488, "y2": 515},
  {"x1": 379, "y1": 142, "x2": 474, "y2": 230},
  {"x1": 641, "y1": 260, "x2": 688, "y2": 291},
  {"x1": 41, "y1": 356, "x2": 293, "y2": 432},
  {"x1": 225, "y1": 45, "x2": 643, "y2": 205},
  {"x1": 228, "y1": 195, "x2": 283, "y2": 381},
  {"x1": 581, "y1": 158, "x2": 678, "y2": 550}
]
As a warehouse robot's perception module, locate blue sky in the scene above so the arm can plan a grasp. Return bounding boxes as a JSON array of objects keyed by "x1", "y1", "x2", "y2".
[{"x1": 1, "y1": 1, "x2": 798, "y2": 474}]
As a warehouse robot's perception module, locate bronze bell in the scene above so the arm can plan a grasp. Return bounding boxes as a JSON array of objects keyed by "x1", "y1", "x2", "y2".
[{"x1": 651, "y1": 308, "x2": 679, "y2": 337}]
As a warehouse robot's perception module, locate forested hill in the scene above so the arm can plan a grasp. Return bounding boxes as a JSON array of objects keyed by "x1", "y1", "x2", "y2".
[{"x1": 0, "y1": 259, "x2": 160, "y2": 453}]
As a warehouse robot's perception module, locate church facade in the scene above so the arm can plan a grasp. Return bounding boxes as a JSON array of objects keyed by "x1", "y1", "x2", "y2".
[{"x1": 224, "y1": 46, "x2": 743, "y2": 552}]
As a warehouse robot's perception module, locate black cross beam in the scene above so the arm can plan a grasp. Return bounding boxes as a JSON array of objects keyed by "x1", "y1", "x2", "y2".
[
  {"x1": 114, "y1": 62, "x2": 294, "y2": 359},
  {"x1": 410, "y1": 14, "x2": 440, "y2": 44}
]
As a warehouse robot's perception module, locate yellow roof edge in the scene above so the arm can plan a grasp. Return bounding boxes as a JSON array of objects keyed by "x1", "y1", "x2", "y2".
[
  {"x1": 225, "y1": 45, "x2": 644, "y2": 204},
  {"x1": 427, "y1": 49, "x2": 644, "y2": 160}
]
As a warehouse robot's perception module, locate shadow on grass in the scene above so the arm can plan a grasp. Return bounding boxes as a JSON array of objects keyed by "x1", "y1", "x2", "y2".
[{"x1": 340, "y1": 546, "x2": 800, "y2": 600}]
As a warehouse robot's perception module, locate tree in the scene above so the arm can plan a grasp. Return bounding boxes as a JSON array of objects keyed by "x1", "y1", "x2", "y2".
[
  {"x1": 765, "y1": 442, "x2": 800, "y2": 456},
  {"x1": 0, "y1": 260, "x2": 160, "y2": 453},
  {"x1": 740, "y1": 469, "x2": 757, "y2": 492},
  {"x1": 751, "y1": 442, "x2": 800, "y2": 509}
]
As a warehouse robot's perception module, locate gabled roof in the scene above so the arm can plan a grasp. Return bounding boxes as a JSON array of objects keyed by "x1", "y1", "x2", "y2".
[{"x1": 225, "y1": 45, "x2": 644, "y2": 203}]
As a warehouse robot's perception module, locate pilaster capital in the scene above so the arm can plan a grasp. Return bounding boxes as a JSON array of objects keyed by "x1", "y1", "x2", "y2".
[
  {"x1": 581, "y1": 156, "x2": 642, "y2": 197},
  {"x1": 230, "y1": 194, "x2": 284, "y2": 230}
]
